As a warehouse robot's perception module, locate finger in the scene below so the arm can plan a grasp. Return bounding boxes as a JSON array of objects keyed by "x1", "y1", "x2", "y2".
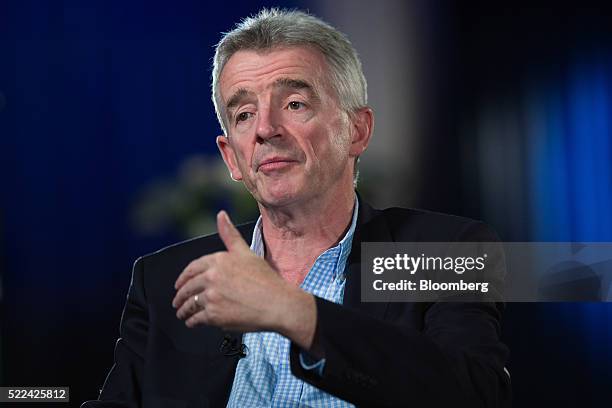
[
  {"x1": 173, "y1": 272, "x2": 206, "y2": 310},
  {"x1": 175, "y1": 256, "x2": 211, "y2": 290},
  {"x1": 176, "y1": 290, "x2": 204, "y2": 320},
  {"x1": 186, "y1": 309, "x2": 210, "y2": 328},
  {"x1": 217, "y1": 210, "x2": 249, "y2": 252}
]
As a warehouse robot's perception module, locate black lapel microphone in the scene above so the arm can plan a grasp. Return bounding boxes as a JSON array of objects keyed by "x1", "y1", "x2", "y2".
[{"x1": 220, "y1": 334, "x2": 248, "y2": 359}]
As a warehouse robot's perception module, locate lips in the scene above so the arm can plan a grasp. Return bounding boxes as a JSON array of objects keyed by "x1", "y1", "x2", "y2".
[{"x1": 256, "y1": 156, "x2": 297, "y2": 172}]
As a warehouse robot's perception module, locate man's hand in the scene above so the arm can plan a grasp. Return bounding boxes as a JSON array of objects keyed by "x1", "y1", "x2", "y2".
[{"x1": 172, "y1": 211, "x2": 317, "y2": 350}]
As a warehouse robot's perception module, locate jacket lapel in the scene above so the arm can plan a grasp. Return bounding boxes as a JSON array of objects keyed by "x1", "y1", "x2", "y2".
[
  {"x1": 343, "y1": 195, "x2": 391, "y2": 320},
  {"x1": 229, "y1": 222, "x2": 257, "y2": 350}
]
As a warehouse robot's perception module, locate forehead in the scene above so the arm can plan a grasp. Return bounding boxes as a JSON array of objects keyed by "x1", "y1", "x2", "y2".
[{"x1": 219, "y1": 46, "x2": 331, "y2": 101}]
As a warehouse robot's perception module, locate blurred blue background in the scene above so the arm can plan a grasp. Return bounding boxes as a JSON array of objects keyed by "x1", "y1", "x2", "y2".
[{"x1": 1, "y1": 1, "x2": 612, "y2": 406}]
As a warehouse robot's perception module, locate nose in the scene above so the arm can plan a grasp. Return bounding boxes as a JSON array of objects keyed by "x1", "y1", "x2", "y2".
[{"x1": 255, "y1": 104, "x2": 281, "y2": 143}]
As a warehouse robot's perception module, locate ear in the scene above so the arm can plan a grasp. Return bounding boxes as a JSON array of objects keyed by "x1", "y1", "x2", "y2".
[
  {"x1": 216, "y1": 135, "x2": 243, "y2": 181},
  {"x1": 348, "y1": 107, "x2": 374, "y2": 158}
]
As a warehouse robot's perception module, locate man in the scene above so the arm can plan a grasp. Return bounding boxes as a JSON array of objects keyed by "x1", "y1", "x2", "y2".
[{"x1": 83, "y1": 8, "x2": 510, "y2": 408}]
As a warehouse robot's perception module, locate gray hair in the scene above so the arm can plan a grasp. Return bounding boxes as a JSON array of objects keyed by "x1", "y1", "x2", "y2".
[{"x1": 211, "y1": 8, "x2": 368, "y2": 134}]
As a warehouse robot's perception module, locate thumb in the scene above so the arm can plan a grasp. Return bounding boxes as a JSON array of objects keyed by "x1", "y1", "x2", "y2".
[{"x1": 217, "y1": 210, "x2": 249, "y2": 252}]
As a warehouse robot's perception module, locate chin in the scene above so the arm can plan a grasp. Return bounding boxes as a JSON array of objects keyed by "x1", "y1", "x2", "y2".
[
  {"x1": 256, "y1": 183, "x2": 306, "y2": 208},
  {"x1": 259, "y1": 191, "x2": 298, "y2": 207}
]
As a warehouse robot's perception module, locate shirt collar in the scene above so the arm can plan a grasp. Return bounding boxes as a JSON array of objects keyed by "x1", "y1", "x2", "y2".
[{"x1": 249, "y1": 196, "x2": 360, "y2": 267}]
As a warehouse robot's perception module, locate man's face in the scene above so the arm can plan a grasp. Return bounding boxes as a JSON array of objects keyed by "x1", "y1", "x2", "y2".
[{"x1": 216, "y1": 46, "x2": 360, "y2": 208}]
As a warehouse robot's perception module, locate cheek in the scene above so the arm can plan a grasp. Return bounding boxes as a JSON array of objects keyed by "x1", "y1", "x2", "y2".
[
  {"x1": 234, "y1": 140, "x2": 253, "y2": 163},
  {"x1": 228, "y1": 143, "x2": 254, "y2": 178},
  {"x1": 332, "y1": 128, "x2": 351, "y2": 153},
  {"x1": 319, "y1": 119, "x2": 351, "y2": 159}
]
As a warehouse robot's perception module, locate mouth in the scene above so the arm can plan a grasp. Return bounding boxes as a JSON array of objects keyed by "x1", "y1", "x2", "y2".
[{"x1": 257, "y1": 157, "x2": 297, "y2": 173}]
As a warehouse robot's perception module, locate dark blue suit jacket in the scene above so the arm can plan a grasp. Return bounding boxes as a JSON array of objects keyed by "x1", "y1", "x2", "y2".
[{"x1": 82, "y1": 199, "x2": 511, "y2": 407}]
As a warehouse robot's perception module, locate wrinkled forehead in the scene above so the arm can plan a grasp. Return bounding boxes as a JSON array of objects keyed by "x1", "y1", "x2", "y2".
[{"x1": 218, "y1": 45, "x2": 334, "y2": 103}]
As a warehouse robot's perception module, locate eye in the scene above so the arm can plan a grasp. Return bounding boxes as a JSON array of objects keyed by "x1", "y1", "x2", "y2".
[
  {"x1": 236, "y1": 112, "x2": 253, "y2": 123},
  {"x1": 287, "y1": 101, "x2": 305, "y2": 111}
]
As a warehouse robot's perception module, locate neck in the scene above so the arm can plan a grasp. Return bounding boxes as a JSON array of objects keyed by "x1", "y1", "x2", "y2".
[{"x1": 258, "y1": 187, "x2": 356, "y2": 285}]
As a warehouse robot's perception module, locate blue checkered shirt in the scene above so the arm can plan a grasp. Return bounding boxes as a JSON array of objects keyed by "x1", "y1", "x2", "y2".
[{"x1": 226, "y1": 199, "x2": 359, "y2": 408}]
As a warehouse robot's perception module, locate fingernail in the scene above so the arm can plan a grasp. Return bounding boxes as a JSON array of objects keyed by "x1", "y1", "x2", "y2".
[{"x1": 219, "y1": 210, "x2": 230, "y2": 223}]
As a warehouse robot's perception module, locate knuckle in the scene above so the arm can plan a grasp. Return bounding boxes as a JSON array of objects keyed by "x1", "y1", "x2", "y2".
[
  {"x1": 185, "y1": 259, "x2": 198, "y2": 274},
  {"x1": 206, "y1": 309, "x2": 220, "y2": 326},
  {"x1": 201, "y1": 270, "x2": 211, "y2": 285},
  {"x1": 176, "y1": 291, "x2": 187, "y2": 305},
  {"x1": 182, "y1": 287, "x2": 193, "y2": 300},
  {"x1": 216, "y1": 251, "x2": 229, "y2": 263},
  {"x1": 206, "y1": 267, "x2": 217, "y2": 283},
  {"x1": 205, "y1": 288, "x2": 218, "y2": 303}
]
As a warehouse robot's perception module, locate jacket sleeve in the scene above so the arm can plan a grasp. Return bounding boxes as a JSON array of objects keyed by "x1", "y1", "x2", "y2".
[
  {"x1": 289, "y1": 221, "x2": 511, "y2": 407},
  {"x1": 290, "y1": 299, "x2": 510, "y2": 407},
  {"x1": 81, "y1": 257, "x2": 149, "y2": 408}
]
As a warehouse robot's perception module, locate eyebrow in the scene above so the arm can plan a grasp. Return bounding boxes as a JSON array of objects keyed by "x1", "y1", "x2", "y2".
[
  {"x1": 224, "y1": 77, "x2": 319, "y2": 112},
  {"x1": 273, "y1": 78, "x2": 320, "y2": 103},
  {"x1": 226, "y1": 88, "x2": 251, "y2": 111},
  {"x1": 274, "y1": 77, "x2": 313, "y2": 93}
]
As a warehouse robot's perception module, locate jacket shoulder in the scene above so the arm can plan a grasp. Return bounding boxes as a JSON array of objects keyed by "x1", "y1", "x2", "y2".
[
  {"x1": 377, "y1": 207, "x2": 498, "y2": 242},
  {"x1": 138, "y1": 222, "x2": 256, "y2": 267}
]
